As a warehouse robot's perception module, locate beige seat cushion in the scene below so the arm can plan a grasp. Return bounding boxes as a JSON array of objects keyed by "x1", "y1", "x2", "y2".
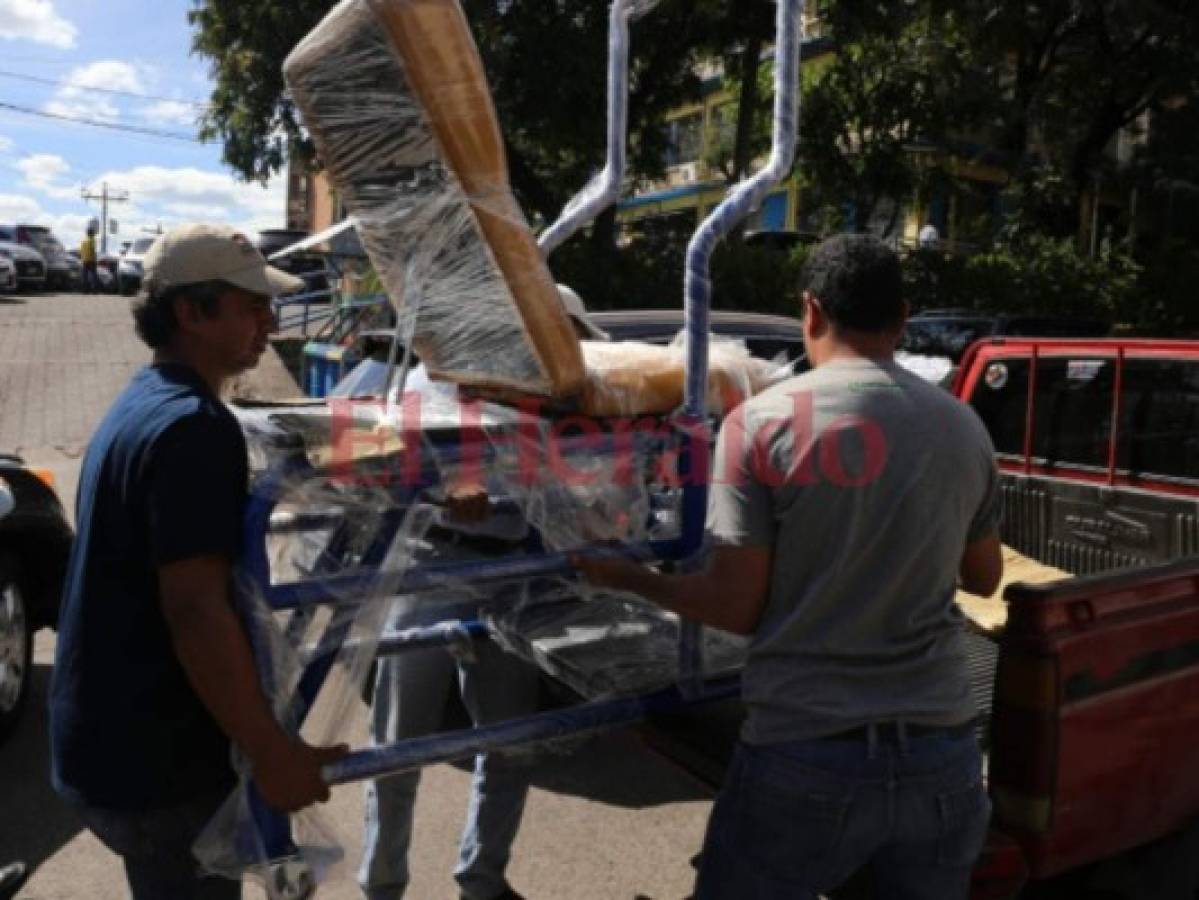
[{"x1": 955, "y1": 545, "x2": 1070, "y2": 634}]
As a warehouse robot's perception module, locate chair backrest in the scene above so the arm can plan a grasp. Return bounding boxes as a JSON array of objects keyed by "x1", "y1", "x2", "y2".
[{"x1": 285, "y1": 0, "x2": 585, "y2": 398}]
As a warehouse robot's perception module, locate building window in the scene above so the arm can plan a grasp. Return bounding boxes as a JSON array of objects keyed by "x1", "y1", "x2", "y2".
[{"x1": 664, "y1": 113, "x2": 703, "y2": 167}]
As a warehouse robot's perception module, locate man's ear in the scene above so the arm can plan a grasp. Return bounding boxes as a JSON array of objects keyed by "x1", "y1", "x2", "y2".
[
  {"x1": 172, "y1": 296, "x2": 201, "y2": 333},
  {"x1": 802, "y1": 291, "x2": 827, "y2": 336}
]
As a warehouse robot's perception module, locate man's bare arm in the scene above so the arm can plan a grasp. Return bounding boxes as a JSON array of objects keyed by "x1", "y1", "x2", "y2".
[
  {"x1": 572, "y1": 544, "x2": 772, "y2": 636},
  {"x1": 159, "y1": 555, "x2": 346, "y2": 812},
  {"x1": 959, "y1": 531, "x2": 1003, "y2": 597}
]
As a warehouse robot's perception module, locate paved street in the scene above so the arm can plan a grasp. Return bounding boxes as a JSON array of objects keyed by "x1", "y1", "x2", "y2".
[{"x1": 0, "y1": 291, "x2": 717, "y2": 899}]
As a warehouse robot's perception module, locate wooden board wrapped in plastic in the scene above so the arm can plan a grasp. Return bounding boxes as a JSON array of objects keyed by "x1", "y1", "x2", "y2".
[{"x1": 284, "y1": 0, "x2": 585, "y2": 398}]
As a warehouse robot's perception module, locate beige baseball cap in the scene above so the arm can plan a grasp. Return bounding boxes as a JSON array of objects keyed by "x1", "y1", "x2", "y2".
[{"x1": 143, "y1": 223, "x2": 305, "y2": 296}]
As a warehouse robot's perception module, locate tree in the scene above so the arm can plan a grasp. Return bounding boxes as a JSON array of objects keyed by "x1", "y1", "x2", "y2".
[
  {"x1": 190, "y1": 0, "x2": 714, "y2": 220},
  {"x1": 962, "y1": 0, "x2": 1199, "y2": 231},
  {"x1": 189, "y1": 0, "x2": 332, "y2": 183},
  {"x1": 190, "y1": 0, "x2": 740, "y2": 306},
  {"x1": 795, "y1": 0, "x2": 975, "y2": 236}
]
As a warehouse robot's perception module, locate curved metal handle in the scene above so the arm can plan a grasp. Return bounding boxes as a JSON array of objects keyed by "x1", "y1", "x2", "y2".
[
  {"x1": 537, "y1": 0, "x2": 659, "y2": 256},
  {"x1": 683, "y1": 0, "x2": 804, "y2": 418}
]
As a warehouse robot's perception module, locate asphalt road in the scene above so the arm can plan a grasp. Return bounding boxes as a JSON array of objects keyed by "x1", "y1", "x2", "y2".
[{"x1": 0, "y1": 291, "x2": 719, "y2": 900}]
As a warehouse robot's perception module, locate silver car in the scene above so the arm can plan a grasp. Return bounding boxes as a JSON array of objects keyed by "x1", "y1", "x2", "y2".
[
  {"x1": 0, "y1": 256, "x2": 15, "y2": 293},
  {"x1": 0, "y1": 242, "x2": 46, "y2": 291},
  {"x1": 0, "y1": 225, "x2": 70, "y2": 290},
  {"x1": 118, "y1": 236, "x2": 156, "y2": 295}
]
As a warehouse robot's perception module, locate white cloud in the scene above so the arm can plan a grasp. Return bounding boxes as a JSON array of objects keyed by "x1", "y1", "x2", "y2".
[
  {"x1": 0, "y1": 0, "x2": 77, "y2": 49},
  {"x1": 0, "y1": 164, "x2": 285, "y2": 254},
  {"x1": 15, "y1": 152, "x2": 77, "y2": 200},
  {"x1": 0, "y1": 192, "x2": 43, "y2": 222},
  {"x1": 44, "y1": 60, "x2": 145, "y2": 124},
  {"x1": 67, "y1": 60, "x2": 144, "y2": 94},
  {"x1": 140, "y1": 100, "x2": 198, "y2": 129},
  {"x1": 89, "y1": 166, "x2": 286, "y2": 230},
  {"x1": 0, "y1": 136, "x2": 13, "y2": 153},
  {"x1": 0, "y1": 193, "x2": 90, "y2": 248}
]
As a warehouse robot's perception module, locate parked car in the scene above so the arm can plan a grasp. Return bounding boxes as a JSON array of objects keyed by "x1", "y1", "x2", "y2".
[
  {"x1": 0, "y1": 241, "x2": 46, "y2": 292},
  {"x1": 901, "y1": 309, "x2": 1110, "y2": 363},
  {"x1": 0, "y1": 455, "x2": 72, "y2": 743},
  {"x1": 254, "y1": 228, "x2": 332, "y2": 299},
  {"x1": 118, "y1": 236, "x2": 157, "y2": 295},
  {"x1": 0, "y1": 256, "x2": 15, "y2": 294},
  {"x1": 96, "y1": 253, "x2": 120, "y2": 293},
  {"x1": 62, "y1": 251, "x2": 82, "y2": 291},
  {"x1": 0, "y1": 225, "x2": 72, "y2": 290}
]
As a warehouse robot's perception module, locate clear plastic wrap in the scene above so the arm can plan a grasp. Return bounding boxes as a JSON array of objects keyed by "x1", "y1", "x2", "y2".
[
  {"x1": 284, "y1": 0, "x2": 584, "y2": 398},
  {"x1": 213, "y1": 374, "x2": 741, "y2": 891},
  {"x1": 195, "y1": 470, "x2": 441, "y2": 890},
  {"x1": 484, "y1": 579, "x2": 748, "y2": 700},
  {"x1": 578, "y1": 335, "x2": 793, "y2": 417}
]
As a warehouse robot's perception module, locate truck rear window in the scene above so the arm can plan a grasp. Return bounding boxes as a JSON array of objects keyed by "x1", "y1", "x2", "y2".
[
  {"x1": 1117, "y1": 360, "x2": 1199, "y2": 482},
  {"x1": 967, "y1": 357, "x2": 1029, "y2": 456},
  {"x1": 1030, "y1": 358, "x2": 1114, "y2": 468}
]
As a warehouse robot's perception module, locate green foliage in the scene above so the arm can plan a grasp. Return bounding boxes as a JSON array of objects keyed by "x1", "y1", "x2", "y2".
[
  {"x1": 708, "y1": 241, "x2": 806, "y2": 316},
  {"x1": 549, "y1": 211, "x2": 692, "y2": 310},
  {"x1": 189, "y1": 0, "x2": 719, "y2": 223},
  {"x1": 960, "y1": 0, "x2": 1199, "y2": 200},
  {"x1": 903, "y1": 235, "x2": 1142, "y2": 326},
  {"x1": 188, "y1": 0, "x2": 333, "y2": 182},
  {"x1": 798, "y1": 0, "x2": 974, "y2": 236},
  {"x1": 1134, "y1": 238, "x2": 1199, "y2": 335},
  {"x1": 548, "y1": 212, "x2": 805, "y2": 317}
]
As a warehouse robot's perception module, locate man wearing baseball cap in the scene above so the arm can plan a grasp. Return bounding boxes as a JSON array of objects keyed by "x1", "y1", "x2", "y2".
[{"x1": 51, "y1": 224, "x2": 346, "y2": 898}]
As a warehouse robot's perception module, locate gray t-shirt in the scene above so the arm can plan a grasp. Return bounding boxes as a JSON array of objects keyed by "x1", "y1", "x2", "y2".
[{"x1": 707, "y1": 357, "x2": 1001, "y2": 744}]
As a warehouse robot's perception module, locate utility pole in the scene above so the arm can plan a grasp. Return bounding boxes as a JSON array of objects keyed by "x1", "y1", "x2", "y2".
[{"x1": 80, "y1": 181, "x2": 130, "y2": 254}]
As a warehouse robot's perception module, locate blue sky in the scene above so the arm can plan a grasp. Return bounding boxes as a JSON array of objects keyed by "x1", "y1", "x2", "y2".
[{"x1": 0, "y1": 0, "x2": 286, "y2": 251}]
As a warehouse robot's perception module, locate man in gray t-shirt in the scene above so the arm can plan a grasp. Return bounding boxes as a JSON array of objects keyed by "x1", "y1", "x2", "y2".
[{"x1": 574, "y1": 235, "x2": 1003, "y2": 899}]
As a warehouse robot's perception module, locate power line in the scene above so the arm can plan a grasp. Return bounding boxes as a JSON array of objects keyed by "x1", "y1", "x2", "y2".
[
  {"x1": 0, "y1": 100, "x2": 200, "y2": 142},
  {"x1": 0, "y1": 68, "x2": 211, "y2": 108}
]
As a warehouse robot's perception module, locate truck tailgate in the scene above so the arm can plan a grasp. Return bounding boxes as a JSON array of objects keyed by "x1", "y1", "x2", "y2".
[{"x1": 990, "y1": 558, "x2": 1199, "y2": 878}]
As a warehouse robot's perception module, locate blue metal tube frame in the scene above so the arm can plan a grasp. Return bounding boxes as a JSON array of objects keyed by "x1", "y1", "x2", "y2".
[
  {"x1": 538, "y1": 0, "x2": 654, "y2": 257},
  {"x1": 683, "y1": 0, "x2": 802, "y2": 420},
  {"x1": 673, "y1": 0, "x2": 803, "y2": 692},
  {"x1": 323, "y1": 675, "x2": 741, "y2": 785},
  {"x1": 236, "y1": 0, "x2": 806, "y2": 870}
]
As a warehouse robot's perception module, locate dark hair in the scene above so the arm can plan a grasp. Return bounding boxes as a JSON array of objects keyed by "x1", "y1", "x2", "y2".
[
  {"x1": 800, "y1": 234, "x2": 903, "y2": 333},
  {"x1": 131, "y1": 279, "x2": 230, "y2": 349}
]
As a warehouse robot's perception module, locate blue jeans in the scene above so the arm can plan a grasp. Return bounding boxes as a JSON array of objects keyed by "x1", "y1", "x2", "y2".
[
  {"x1": 82, "y1": 263, "x2": 99, "y2": 294},
  {"x1": 73, "y1": 788, "x2": 239, "y2": 900},
  {"x1": 358, "y1": 613, "x2": 540, "y2": 900},
  {"x1": 695, "y1": 726, "x2": 990, "y2": 900}
]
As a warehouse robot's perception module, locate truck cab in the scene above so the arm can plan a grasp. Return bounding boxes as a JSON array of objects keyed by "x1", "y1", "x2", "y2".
[{"x1": 954, "y1": 338, "x2": 1199, "y2": 573}]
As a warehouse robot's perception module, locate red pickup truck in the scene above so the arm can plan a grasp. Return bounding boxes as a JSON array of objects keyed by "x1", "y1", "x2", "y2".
[{"x1": 952, "y1": 338, "x2": 1199, "y2": 897}]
